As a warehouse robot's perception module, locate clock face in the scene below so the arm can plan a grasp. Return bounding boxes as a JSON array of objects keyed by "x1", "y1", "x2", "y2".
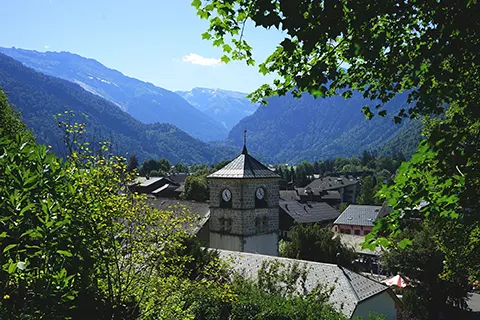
[
  {"x1": 256, "y1": 187, "x2": 265, "y2": 200},
  {"x1": 222, "y1": 189, "x2": 232, "y2": 202}
]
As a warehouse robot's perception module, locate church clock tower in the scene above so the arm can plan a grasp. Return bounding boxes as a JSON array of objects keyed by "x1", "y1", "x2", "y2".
[{"x1": 207, "y1": 132, "x2": 280, "y2": 256}]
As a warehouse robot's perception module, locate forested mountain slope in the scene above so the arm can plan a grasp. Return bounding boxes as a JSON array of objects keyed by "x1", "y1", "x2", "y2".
[
  {"x1": 228, "y1": 92, "x2": 422, "y2": 164},
  {"x1": 177, "y1": 87, "x2": 258, "y2": 131},
  {"x1": 0, "y1": 53, "x2": 234, "y2": 164},
  {"x1": 0, "y1": 47, "x2": 228, "y2": 141}
]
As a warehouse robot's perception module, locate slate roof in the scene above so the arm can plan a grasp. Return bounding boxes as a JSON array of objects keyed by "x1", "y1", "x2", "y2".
[
  {"x1": 334, "y1": 205, "x2": 386, "y2": 227},
  {"x1": 216, "y1": 249, "x2": 390, "y2": 318},
  {"x1": 208, "y1": 148, "x2": 280, "y2": 179},
  {"x1": 279, "y1": 190, "x2": 300, "y2": 201},
  {"x1": 132, "y1": 177, "x2": 164, "y2": 187},
  {"x1": 322, "y1": 190, "x2": 342, "y2": 200},
  {"x1": 305, "y1": 176, "x2": 359, "y2": 191},
  {"x1": 166, "y1": 172, "x2": 188, "y2": 184},
  {"x1": 280, "y1": 200, "x2": 340, "y2": 223},
  {"x1": 147, "y1": 198, "x2": 210, "y2": 233}
]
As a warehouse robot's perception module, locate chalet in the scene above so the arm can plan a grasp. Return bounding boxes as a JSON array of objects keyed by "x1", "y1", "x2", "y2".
[
  {"x1": 303, "y1": 176, "x2": 360, "y2": 204},
  {"x1": 217, "y1": 249, "x2": 401, "y2": 320},
  {"x1": 333, "y1": 204, "x2": 390, "y2": 236},
  {"x1": 279, "y1": 200, "x2": 340, "y2": 239}
]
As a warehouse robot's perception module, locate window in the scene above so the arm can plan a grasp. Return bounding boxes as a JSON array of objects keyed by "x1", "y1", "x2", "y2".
[
  {"x1": 218, "y1": 217, "x2": 232, "y2": 232},
  {"x1": 354, "y1": 230, "x2": 361, "y2": 235}
]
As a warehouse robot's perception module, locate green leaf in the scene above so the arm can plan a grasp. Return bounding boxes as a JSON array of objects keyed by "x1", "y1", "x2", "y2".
[
  {"x1": 191, "y1": 0, "x2": 201, "y2": 9},
  {"x1": 222, "y1": 44, "x2": 232, "y2": 53},
  {"x1": 362, "y1": 106, "x2": 374, "y2": 120},
  {"x1": 57, "y1": 250, "x2": 73, "y2": 257},
  {"x1": 3, "y1": 243, "x2": 17, "y2": 253},
  {"x1": 8, "y1": 263, "x2": 16, "y2": 274},
  {"x1": 398, "y1": 238, "x2": 412, "y2": 249},
  {"x1": 220, "y1": 55, "x2": 231, "y2": 63},
  {"x1": 201, "y1": 32, "x2": 211, "y2": 40}
]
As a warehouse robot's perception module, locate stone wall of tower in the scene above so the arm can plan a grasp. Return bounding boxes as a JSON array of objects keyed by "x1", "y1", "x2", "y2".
[
  {"x1": 209, "y1": 178, "x2": 279, "y2": 236},
  {"x1": 209, "y1": 178, "x2": 279, "y2": 209}
]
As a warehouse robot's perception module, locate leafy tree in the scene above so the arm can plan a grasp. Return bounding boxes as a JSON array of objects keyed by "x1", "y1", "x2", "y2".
[
  {"x1": 127, "y1": 154, "x2": 139, "y2": 172},
  {"x1": 358, "y1": 175, "x2": 380, "y2": 205},
  {"x1": 0, "y1": 88, "x2": 29, "y2": 139},
  {"x1": 382, "y1": 224, "x2": 470, "y2": 319},
  {"x1": 368, "y1": 105, "x2": 480, "y2": 281},
  {"x1": 183, "y1": 175, "x2": 209, "y2": 202},
  {"x1": 193, "y1": 0, "x2": 478, "y2": 122},
  {"x1": 280, "y1": 224, "x2": 357, "y2": 269},
  {"x1": 338, "y1": 203, "x2": 349, "y2": 213},
  {"x1": 173, "y1": 162, "x2": 188, "y2": 173}
]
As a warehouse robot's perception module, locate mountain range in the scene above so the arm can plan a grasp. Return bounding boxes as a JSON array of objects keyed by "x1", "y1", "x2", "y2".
[
  {"x1": 0, "y1": 46, "x2": 422, "y2": 165},
  {"x1": 228, "y1": 92, "x2": 422, "y2": 164},
  {"x1": 0, "y1": 52, "x2": 235, "y2": 164},
  {"x1": 0, "y1": 47, "x2": 228, "y2": 141},
  {"x1": 177, "y1": 87, "x2": 258, "y2": 131}
]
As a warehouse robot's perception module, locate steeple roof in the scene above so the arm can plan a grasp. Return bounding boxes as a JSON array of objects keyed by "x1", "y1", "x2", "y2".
[
  {"x1": 208, "y1": 152, "x2": 280, "y2": 179},
  {"x1": 208, "y1": 130, "x2": 279, "y2": 179}
]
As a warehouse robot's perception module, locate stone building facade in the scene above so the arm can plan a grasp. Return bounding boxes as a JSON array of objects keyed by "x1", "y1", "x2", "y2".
[{"x1": 207, "y1": 145, "x2": 280, "y2": 256}]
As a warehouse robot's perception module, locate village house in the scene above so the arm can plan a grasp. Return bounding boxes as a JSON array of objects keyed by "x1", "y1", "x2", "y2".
[
  {"x1": 333, "y1": 204, "x2": 390, "y2": 236},
  {"x1": 279, "y1": 199, "x2": 340, "y2": 240},
  {"x1": 302, "y1": 176, "x2": 360, "y2": 204}
]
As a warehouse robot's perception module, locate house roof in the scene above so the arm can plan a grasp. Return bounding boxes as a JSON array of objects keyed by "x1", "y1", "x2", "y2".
[
  {"x1": 279, "y1": 200, "x2": 340, "y2": 223},
  {"x1": 132, "y1": 176, "x2": 164, "y2": 187},
  {"x1": 208, "y1": 147, "x2": 280, "y2": 179},
  {"x1": 334, "y1": 205, "x2": 385, "y2": 227},
  {"x1": 166, "y1": 172, "x2": 188, "y2": 184},
  {"x1": 305, "y1": 176, "x2": 359, "y2": 191},
  {"x1": 216, "y1": 249, "x2": 390, "y2": 318},
  {"x1": 322, "y1": 190, "x2": 342, "y2": 200},
  {"x1": 132, "y1": 176, "x2": 179, "y2": 188},
  {"x1": 279, "y1": 190, "x2": 300, "y2": 201},
  {"x1": 147, "y1": 198, "x2": 210, "y2": 233}
]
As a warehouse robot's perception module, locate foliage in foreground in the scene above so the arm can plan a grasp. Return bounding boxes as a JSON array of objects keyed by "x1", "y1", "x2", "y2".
[{"x1": 0, "y1": 91, "x2": 351, "y2": 319}]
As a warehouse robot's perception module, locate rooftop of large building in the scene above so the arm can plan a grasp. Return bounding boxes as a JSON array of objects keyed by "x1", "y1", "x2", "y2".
[
  {"x1": 305, "y1": 176, "x2": 359, "y2": 191},
  {"x1": 334, "y1": 205, "x2": 388, "y2": 227},
  {"x1": 216, "y1": 249, "x2": 393, "y2": 318},
  {"x1": 279, "y1": 200, "x2": 340, "y2": 223}
]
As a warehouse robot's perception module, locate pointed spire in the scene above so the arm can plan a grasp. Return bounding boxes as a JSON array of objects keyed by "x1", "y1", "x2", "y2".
[{"x1": 242, "y1": 129, "x2": 248, "y2": 154}]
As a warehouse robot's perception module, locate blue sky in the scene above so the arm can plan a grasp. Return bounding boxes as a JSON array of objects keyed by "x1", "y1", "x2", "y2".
[{"x1": 0, "y1": 0, "x2": 285, "y2": 93}]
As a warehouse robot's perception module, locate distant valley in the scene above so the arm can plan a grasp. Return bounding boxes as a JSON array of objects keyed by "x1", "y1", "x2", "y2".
[
  {"x1": 0, "y1": 53, "x2": 235, "y2": 164},
  {"x1": 0, "y1": 47, "x2": 228, "y2": 141},
  {"x1": 177, "y1": 87, "x2": 258, "y2": 131},
  {"x1": 0, "y1": 47, "x2": 422, "y2": 166}
]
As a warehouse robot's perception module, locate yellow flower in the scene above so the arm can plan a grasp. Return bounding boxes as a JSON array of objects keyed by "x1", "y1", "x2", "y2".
[{"x1": 3, "y1": 294, "x2": 10, "y2": 300}]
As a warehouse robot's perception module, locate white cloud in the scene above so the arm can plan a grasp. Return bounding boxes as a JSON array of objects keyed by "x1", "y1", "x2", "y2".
[
  {"x1": 182, "y1": 53, "x2": 222, "y2": 67},
  {"x1": 44, "y1": 45, "x2": 51, "y2": 49}
]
